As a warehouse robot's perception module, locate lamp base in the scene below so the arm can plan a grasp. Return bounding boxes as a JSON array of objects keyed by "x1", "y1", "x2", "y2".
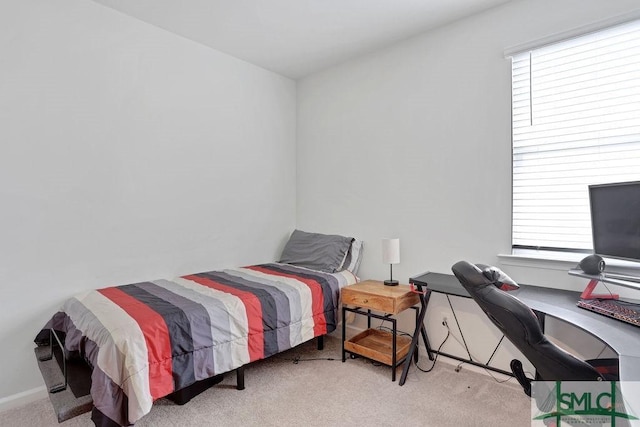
[{"x1": 383, "y1": 280, "x2": 399, "y2": 286}]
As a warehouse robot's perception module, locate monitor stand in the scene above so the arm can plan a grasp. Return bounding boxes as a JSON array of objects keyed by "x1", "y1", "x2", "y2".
[
  {"x1": 580, "y1": 279, "x2": 619, "y2": 300},
  {"x1": 568, "y1": 268, "x2": 640, "y2": 298}
]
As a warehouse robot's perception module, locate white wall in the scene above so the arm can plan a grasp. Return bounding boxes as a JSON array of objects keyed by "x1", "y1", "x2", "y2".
[
  {"x1": 0, "y1": 0, "x2": 296, "y2": 402},
  {"x1": 298, "y1": 0, "x2": 640, "y2": 372}
]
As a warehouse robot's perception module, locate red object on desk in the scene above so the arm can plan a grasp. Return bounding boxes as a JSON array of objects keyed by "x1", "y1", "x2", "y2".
[
  {"x1": 580, "y1": 279, "x2": 619, "y2": 300},
  {"x1": 410, "y1": 283, "x2": 427, "y2": 295}
]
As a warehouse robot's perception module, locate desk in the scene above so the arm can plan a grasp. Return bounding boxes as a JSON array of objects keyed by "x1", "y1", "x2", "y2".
[{"x1": 399, "y1": 271, "x2": 640, "y2": 386}]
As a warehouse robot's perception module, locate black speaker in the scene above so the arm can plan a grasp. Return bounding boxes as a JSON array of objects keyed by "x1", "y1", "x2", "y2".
[{"x1": 578, "y1": 254, "x2": 605, "y2": 275}]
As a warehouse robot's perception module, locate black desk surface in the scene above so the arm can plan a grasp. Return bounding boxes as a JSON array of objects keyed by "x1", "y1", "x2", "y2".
[{"x1": 410, "y1": 271, "x2": 640, "y2": 381}]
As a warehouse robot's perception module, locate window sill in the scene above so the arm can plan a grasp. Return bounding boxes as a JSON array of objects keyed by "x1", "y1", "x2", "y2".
[
  {"x1": 498, "y1": 250, "x2": 583, "y2": 272},
  {"x1": 499, "y1": 249, "x2": 640, "y2": 274}
]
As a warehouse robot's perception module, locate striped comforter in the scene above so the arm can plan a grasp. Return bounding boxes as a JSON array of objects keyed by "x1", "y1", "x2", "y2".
[{"x1": 36, "y1": 263, "x2": 357, "y2": 426}]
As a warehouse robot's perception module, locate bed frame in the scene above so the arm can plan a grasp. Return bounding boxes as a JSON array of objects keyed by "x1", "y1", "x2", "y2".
[{"x1": 39, "y1": 328, "x2": 325, "y2": 405}]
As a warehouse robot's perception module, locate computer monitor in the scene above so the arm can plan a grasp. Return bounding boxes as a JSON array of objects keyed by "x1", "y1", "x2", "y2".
[{"x1": 589, "y1": 181, "x2": 640, "y2": 263}]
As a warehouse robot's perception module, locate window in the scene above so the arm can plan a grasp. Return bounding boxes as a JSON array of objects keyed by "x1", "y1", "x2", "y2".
[{"x1": 510, "y1": 19, "x2": 640, "y2": 253}]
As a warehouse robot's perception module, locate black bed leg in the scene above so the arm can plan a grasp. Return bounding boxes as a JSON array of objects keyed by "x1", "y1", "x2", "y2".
[
  {"x1": 317, "y1": 335, "x2": 324, "y2": 351},
  {"x1": 236, "y1": 366, "x2": 245, "y2": 391}
]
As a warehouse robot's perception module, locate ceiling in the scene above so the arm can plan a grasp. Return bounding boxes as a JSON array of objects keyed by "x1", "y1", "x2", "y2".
[{"x1": 91, "y1": 0, "x2": 515, "y2": 79}]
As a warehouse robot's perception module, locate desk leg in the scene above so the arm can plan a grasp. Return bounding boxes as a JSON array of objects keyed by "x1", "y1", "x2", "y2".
[
  {"x1": 421, "y1": 290, "x2": 433, "y2": 360},
  {"x1": 412, "y1": 307, "x2": 419, "y2": 363},
  {"x1": 341, "y1": 305, "x2": 347, "y2": 363},
  {"x1": 391, "y1": 316, "x2": 397, "y2": 382},
  {"x1": 399, "y1": 287, "x2": 431, "y2": 386},
  {"x1": 421, "y1": 325, "x2": 433, "y2": 360}
]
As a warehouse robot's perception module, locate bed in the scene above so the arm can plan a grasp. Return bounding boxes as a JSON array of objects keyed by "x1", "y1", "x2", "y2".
[{"x1": 35, "y1": 230, "x2": 362, "y2": 426}]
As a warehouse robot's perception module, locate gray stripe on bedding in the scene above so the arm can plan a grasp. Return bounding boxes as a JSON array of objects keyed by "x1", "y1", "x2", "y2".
[
  {"x1": 226, "y1": 269, "x2": 304, "y2": 346},
  {"x1": 269, "y1": 263, "x2": 342, "y2": 309},
  {"x1": 153, "y1": 279, "x2": 234, "y2": 376},
  {"x1": 214, "y1": 271, "x2": 291, "y2": 353},
  {"x1": 135, "y1": 282, "x2": 214, "y2": 383}
]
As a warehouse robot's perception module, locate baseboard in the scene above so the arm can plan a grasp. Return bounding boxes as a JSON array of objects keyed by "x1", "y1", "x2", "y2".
[{"x1": 0, "y1": 386, "x2": 48, "y2": 413}]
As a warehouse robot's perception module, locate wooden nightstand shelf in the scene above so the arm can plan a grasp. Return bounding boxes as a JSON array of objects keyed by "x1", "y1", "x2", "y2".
[{"x1": 341, "y1": 280, "x2": 420, "y2": 381}]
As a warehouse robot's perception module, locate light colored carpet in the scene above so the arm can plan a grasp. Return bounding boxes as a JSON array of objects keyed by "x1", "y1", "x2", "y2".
[{"x1": 1, "y1": 332, "x2": 531, "y2": 426}]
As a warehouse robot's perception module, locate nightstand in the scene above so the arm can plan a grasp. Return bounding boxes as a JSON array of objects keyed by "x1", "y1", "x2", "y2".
[{"x1": 341, "y1": 280, "x2": 420, "y2": 381}]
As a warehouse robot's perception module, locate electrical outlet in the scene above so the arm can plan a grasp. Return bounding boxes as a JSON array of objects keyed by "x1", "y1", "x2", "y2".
[{"x1": 441, "y1": 315, "x2": 448, "y2": 327}]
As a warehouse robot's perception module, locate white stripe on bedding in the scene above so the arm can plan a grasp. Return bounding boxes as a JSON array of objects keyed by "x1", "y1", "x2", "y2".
[
  {"x1": 171, "y1": 277, "x2": 251, "y2": 372},
  {"x1": 72, "y1": 291, "x2": 152, "y2": 421},
  {"x1": 233, "y1": 267, "x2": 316, "y2": 345},
  {"x1": 224, "y1": 269, "x2": 304, "y2": 347}
]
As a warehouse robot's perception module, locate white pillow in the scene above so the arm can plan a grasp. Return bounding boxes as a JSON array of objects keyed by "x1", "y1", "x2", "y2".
[{"x1": 339, "y1": 239, "x2": 363, "y2": 275}]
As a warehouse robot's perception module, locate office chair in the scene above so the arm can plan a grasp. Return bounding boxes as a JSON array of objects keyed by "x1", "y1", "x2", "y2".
[{"x1": 450, "y1": 260, "x2": 618, "y2": 397}]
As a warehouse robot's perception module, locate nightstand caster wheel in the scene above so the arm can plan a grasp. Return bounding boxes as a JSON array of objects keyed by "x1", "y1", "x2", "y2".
[{"x1": 350, "y1": 354, "x2": 358, "y2": 359}]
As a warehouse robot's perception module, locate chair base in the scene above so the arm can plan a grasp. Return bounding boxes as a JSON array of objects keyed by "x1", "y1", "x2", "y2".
[{"x1": 510, "y1": 359, "x2": 531, "y2": 396}]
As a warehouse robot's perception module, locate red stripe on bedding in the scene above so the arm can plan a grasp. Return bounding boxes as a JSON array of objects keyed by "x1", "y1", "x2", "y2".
[
  {"x1": 183, "y1": 274, "x2": 265, "y2": 361},
  {"x1": 245, "y1": 266, "x2": 327, "y2": 336},
  {"x1": 98, "y1": 287, "x2": 174, "y2": 400}
]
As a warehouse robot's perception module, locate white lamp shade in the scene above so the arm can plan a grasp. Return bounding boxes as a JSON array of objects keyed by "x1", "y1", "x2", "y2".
[{"x1": 382, "y1": 238, "x2": 400, "y2": 264}]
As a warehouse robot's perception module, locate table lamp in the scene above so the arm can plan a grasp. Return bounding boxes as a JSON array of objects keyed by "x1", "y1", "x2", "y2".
[{"x1": 382, "y1": 238, "x2": 400, "y2": 286}]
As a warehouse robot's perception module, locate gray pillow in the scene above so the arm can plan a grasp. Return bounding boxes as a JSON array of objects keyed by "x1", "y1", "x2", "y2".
[{"x1": 279, "y1": 230, "x2": 354, "y2": 273}]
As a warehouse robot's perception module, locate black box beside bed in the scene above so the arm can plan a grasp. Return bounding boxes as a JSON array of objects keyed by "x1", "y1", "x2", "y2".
[{"x1": 35, "y1": 230, "x2": 362, "y2": 426}]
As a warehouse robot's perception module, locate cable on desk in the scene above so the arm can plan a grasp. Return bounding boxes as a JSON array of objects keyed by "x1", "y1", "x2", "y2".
[
  {"x1": 597, "y1": 281, "x2": 640, "y2": 306},
  {"x1": 600, "y1": 282, "x2": 616, "y2": 298}
]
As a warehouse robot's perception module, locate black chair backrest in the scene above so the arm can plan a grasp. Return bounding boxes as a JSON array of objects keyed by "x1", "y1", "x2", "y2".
[{"x1": 451, "y1": 260, "x2": 603, "y2": 382}]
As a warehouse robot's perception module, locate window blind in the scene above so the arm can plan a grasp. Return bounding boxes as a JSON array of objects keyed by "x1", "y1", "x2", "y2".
[{"x1": 511, "y1": 19, "x2": 640, "y2": 251}]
